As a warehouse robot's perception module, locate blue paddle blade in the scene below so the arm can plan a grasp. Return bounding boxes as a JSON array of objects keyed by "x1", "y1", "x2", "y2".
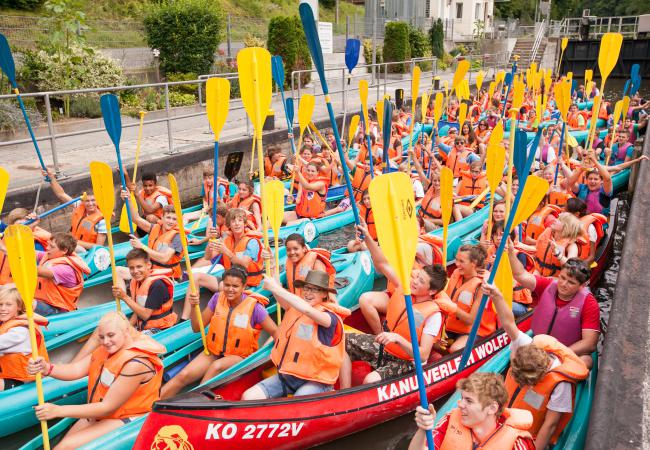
[
  {"x1": 271, "y1": 55, "x2": 285, "y2": 89},
  {"x1": 0, "y1": 33, "x2": 17, "y2": 87},
  {"x1": 623, "y1": 79, "x2": 630, "y2": 96},
  {"x1": 505, "y1": 72, "x2": 513, "y2": 87},
  {"x1": 100, "y1": 94, "x2": 122, "y2": 148},
  {"x1": 345, "y1": 39, "x2": 361, "y2": 74},
  {"x1": 630, "y1": 64, "x2": 642, "y2": 96},
  {"x1": 513, "y1": 129, "x2": 527, "y2": 180},
  {"x1": 299, "y1": 3, "x2": 328, "y2": 93},
  {"x1": 285, "y1": 97, "x2": 294, "y2": 125},
  {"x1": 571, "y1": 80, "x2": 578, "y2": 96}
]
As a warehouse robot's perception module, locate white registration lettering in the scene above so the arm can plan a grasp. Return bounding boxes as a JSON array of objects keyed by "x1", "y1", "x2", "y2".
[
  {"x1": 268, "y1": 423, "x2": 280, "y2": 438},
  {"x1": 277, "y1": 423, "x2": 291, "y2": 438},
  {"x1": 205, "y1": 423, "x2": 222, "y2": 440},
  {"x1": 221, "y1": 423, "x2": 237, "y2": 440},
  {"x1": 474, "y1": 343, "x2": 487, "y2": 360},
  {"x1": 439, "y1": 362, "x2": 449, "y2": 378},
  {"x1": 377, "y1": 385, "x2": 389, "y2": 402},
  {"x1": 256, "y1": 424, "x2": 268, "y2": 438},
  {"x1": 291, "y1": 422, "x2": 305, "y2": 436},
  {"x1": 242, "y1": 425, "x2": 255, "y2": 440}
]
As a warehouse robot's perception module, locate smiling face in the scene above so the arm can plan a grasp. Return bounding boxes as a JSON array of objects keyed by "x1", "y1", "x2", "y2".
[
  {"x1": 222, "y1": 275, "x2": 245, "y2": 303},
  {"x1": 127, "y1": 257, "x2": 152, "y2": 283},
  {"x1": 161, "y1": 211, "x2": 178, "y2": 231},
  {"x1": 238, "y1": 183, "x2": 252, "y2": 199},
  {"x1": 409, "y1": 268, "x2": 432, "y2": 296},
  {"x1": 142, "y1": 179, "x2": 157, "y2": 196},
  {"x1": 97, "y1": 322, "x2": 128, "y2": 355},
  {"x1": 585, "y1": 171, "x2": 602, "y2": 191},
  {"x1": 305, "y1": 164, "x2": 319, "y2": 181},
  {"x1": 0, "y1": 295, "x2": 20, "y2": 323},
  {"x1": 457, "y1": 390, "x2": 497, "y2": 428},
  {"x1": 455, "y1": 250, "x2": 477, "y2": 277},
  {"x1": 301, "y1": 284, "x2": 329, "y2": 304},
  {"x1": 228, "y1": 214, "x2": 246, "y2": 235},
  {"x1": 492, "y1": 202, "x2": 505, "y2": 222},
  {"x1": 286, "y1": 239, "x2": 308, "y2": 263},
  {"x1": 83, "y1": 194, "x2": 98, "y2": 214}
]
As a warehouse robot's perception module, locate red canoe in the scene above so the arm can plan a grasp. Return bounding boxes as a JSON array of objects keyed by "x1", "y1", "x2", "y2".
[{"x1": 134, "y1": 312, "x2": 532, "y2": 450}]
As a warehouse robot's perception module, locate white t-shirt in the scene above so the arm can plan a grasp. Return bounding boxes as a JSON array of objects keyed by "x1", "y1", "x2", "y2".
[
  {"x1": 510, "y1": 332, "x2": 574, "y2": 413},
  {"x1": 72, "y1": 201, "x2": 107, "y2": 234},
  {"x1": 422, "y1": 312, "x2": 442, "y2": 337},
  {"x1": 587, "y1": 223, "x2": 598, "y2": 243},
  {"x1": 412, "y1": 179, "x2": 425, "y2": 200}
]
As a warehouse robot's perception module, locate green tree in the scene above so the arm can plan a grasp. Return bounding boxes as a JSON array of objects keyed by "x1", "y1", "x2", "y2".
[
  {"x1": 144, "y1": 0, "x2": 224, "y2": 76},
  {"x1": 267, "y1": 15, "x2": 311, "y2": 88},
  {"x1": 428, "y1": 19, "x2": 444, "y2": 59},
  {"x1": 383, "y1": 21, "x2": 410, "y2": 73},
  {"x1": 0, "y1": 0, "x2": 44, "y2": 9}
]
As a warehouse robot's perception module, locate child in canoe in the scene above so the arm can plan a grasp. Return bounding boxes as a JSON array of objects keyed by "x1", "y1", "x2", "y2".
[
  {"x1": 283, "y1": 161, "x2": 329, "y2": 224},
  {"x1": 0, "y1": 285, "x2": 49, "y2": 391},
  {"x1": 161, "y1": 266, "x2": 277, "y2": 399},
  {"x1": 182, "y1": 166, "x2": 230, "y2": 224},
  {"x1": 28, "y1": 311, "x2": 166, "y2": 449},
  {"x1": 128, "y1": 172, "x2": 173, "y2": 227},
  {"x1": 242, "y1": 270, "x2": 350, "y2": 399},
  {"x1": 229, "y1": 180, "x2": 263, "y2": 231}
]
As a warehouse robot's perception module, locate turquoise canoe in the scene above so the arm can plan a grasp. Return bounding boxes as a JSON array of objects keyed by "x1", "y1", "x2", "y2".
[{"x1": 17, "y1": 250, "x2": 376, "y2": 448}]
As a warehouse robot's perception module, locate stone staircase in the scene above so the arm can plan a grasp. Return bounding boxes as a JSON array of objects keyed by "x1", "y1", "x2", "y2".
[{"x1": 508, "y1": 37, "x2": 547, "y2": 71}]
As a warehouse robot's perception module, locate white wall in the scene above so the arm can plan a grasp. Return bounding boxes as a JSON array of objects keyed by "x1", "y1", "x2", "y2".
[{"x1": 427, "y1": 0, "x2": 494, "y2": 41}]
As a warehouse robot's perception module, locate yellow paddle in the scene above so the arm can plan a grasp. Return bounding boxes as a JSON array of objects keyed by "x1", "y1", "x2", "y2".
[
  {"x1": 597, "y1": 33, "x2": 623, "y2": 96},
  {"x1": 453, "y1": 60, "x2": 470, "y2": 98},
  {"x1": 567, "y1": 72, "x2": 573, "y2": 81},
  {"x1": 168, "y1": 174, "x2": 208, "y2": 355},
  {"x1": 421, "y1": 91, "x2": 430, "y2": 124},
  {"x1": 468, "y1": 187, "x2": 490, "y2": 209},
  {"x1": 505, "y1": 78, "x2": 525, "y2": 218},
  {"x1": 585, "y1": 69, "x2": 593, "y2": 86},
  {"x1": 558, "y1": 37, "x2": 568, "y2": 75},
  {"x1": 368, "y1": 172, "x2": 434, "y2": 450},
  {"x1": 584, "y1": 95, "x2": 602, "y2": 151},
  {"x1": 0, "y1": 166, "x2": 8, "y2": 215},
  {"x1": 89, "y1": 161, "x2": 120, "y2": 312},
  {"x1": 238, "y1": 47, "x2": 273, "y2": 266},
  {"x1": 376, "y1": 99, "x2": 385, "y2": 136},
  {"x1": 347, "y1": 114, "x2": 360, "y2": 150},
  {"x1": 428, "y1": 92, "x2": 444, "y2": 141},
  {"x1": 309, "y1": 122, "x2": 333, "y2": 152},
  {"x1": 476, "y1": 70, "x2": 485, "y2": 94},
  {"x1": 407, "y1": 66, "x2": 421, "y2": 167},
  {"x1": 485, "y1": 144, "x2": 506, "y2": 239},
  {"x1": 262, "y1": 179, "x2": 284, "y2": 321},
  {"x1": 440, "y1": 166, "x2": 453, "y2": 267},
  {"x1": 4, "y1": 224, "x2": 50, "y2": 450},
  {"x1": 493, "y1": 252, "x2": 513, "y2": 310},
  {"x1": 495, "y1": 70, "x2": 505, "y2": 89},
  {"x1": 553, "y1": 78, "x2": 572, "y2": 185},
  {"x1": 206, "y1": 77, "x2": 231, "y2": 226},
  {"x1": 605, "y1": 96, "x2": 629, "y2": 165},
  {"x1": 289, "y1": 93, "x2": 316, "y2": 195},
  {"x1": 458, "y1": 102, "x2": 468, "y2": 126},
  {"x1": 359, "y1": 79, "x2": 377, "y2": 173},
  {"x1": 489, "y1": 121, "x2": 504, "y2": 147},
  {"x1": 119, "y1": 111, "x2": 146, "y2": 234},
  {"x1": 487, "y1": 81, "x2": 496, "y2": 105}
]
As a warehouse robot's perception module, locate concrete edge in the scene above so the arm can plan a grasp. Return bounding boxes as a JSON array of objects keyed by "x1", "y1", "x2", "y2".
[{"x1": 585, "y1": 126, "x2": 650, "y2": 450}]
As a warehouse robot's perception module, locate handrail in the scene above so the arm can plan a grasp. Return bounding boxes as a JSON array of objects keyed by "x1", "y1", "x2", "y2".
[
  {"x1": 549, "y1": 15, "x2": 639, "y2": 39},
  {"x1": 530, "y1": 20, "x2": 546, "y2": 66}
]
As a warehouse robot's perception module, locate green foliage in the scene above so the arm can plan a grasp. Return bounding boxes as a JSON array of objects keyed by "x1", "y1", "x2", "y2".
[
  {"x1": 408, "y1": 25, "x2": 429, "y2": 59},
  {"x1": 168, "y1": 91, "x2": 196, "y2": 107},
  {"x1": 428, "y1": 19, "x2": 444, "y2": 59},
  {"x1": 383, "y1": 21, "x2": 410, "y2": 73},
  {"x1": 449, "y1": 45, "x2": 468, "y2": 57},
  {"x1": 144, "y1": 0, "x2": 224, "y2": 76},
  {"x1": 69, "y1": 95, "x2": 102, "y2": 118},
  {"x1": 267, "y1": 15, "x2": 311, "y2": 88},
  {"x1": 0, "y1": 0, "x2": 44, "y2": 9},
  {"x1": 319, "y1": 0, "x2": 335, "y2": 8},
  {"x1": 0, "y1": 100, "x2": 41, "y2": 133},
  {"x1": 243, "y1": 33, "x2": 266, "y2": 48},
  {"x1": 166, "y1": 72, "x2": 199, "y2": 96},
  {"x1": 40, "y1": 0, "x2": 90, "y2": 53},
  {"x1": 363, "y1": 39, "x2": 383, "y2": 73}
]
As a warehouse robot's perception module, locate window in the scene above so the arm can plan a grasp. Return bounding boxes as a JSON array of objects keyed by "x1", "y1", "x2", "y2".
[
  {"x1": 456, "y1": 2, "x2": 463, "y2": 19},
  {"x1": 475, "y1": 3, "x2": 481, "y2": 19}
]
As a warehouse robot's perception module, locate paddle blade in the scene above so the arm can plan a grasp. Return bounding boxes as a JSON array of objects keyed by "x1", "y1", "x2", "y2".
[
  {"x1": 206, "y1": 77, "x2": 230, "y2": 141},
  {"x1": 561, "y1": 37, "x2": 568, "y2": 50},
  {"x1": 0, "y1": 33, "x2": 17, "y2": 86},
  {"x1": 369, "y1": 173, "x2": 419, "y2": 294},
  {"x1": 512, "y1": 78, "x2": 525, "y2": 110},
  {"x1": 421, "y1": 91, "x2": 429, "y2": 123},
  {"x1": 495, "y1": 71, "x2": 505, "y2": 87},
  {"x1": 630, "y1": 64, "x2": 642, "y2": 95},
  {"x1": 4, "y1": 225, "x2": 37, "y2": 312},
  {"x1": 511, "y1": 175, "x2": 548, "y2": 227},
  {"x1": 238, "y1": 47, "x2": 273, "y2": 136},
  {"x1": 262, "y1": 179, "x2": 284, "y2": 234},
  {"x1": 440, "y1": 167, "x2": 454, "y2": 226},
  {"x1": 553, "y1": 78, "x2": 571, "y2": 120},
  {"x1": 0, "y1": 166, "x2": 8, "y2": 214},
  {"x1": 89, "y1": 161, "x2": 116, "y2": 221},
  {"x1": 566, "y1": 132, "x2": 578, "y2": 148},
  {"x1": 621, "y1": 96, "x2": 630, "y2": 122},
  {"x1": 119, "y1": 193, "x2": 136, "y2": 234},
  {"x1": 598, "y1": 33, "x2": 623, "y2": 86},
  {"x1": 376, "y1": 99, "x2": 385, "y2": 133},
  {"x1": 345, "y1": 39, "x2": 361, "y2": 73},
  {"x1": 299, "y1": 3, "x2": 327, "y2": 91},
  {"x1": 612, "y1": 99, "x2": 623, "y2": 125},
  {"x1": 585, "y1": 69, "x2": 593, "y2": 85},
  {"x1": 359, "y1": 79, "x2": 370, "y2": 125},
  {"x1": 488, "y1": 81, "x2": 496, "y2": 101},
  {"x1": 513, "y1": 130, "x2": 528, "y2": 178},
  {"x1": 476, "y1": 70, "x2": 485, "y2": 91},
  {"x1": 453, "y1": 60, "x2": 470, "y2": 92},
  {"x1": 286, "y1": 97, "x2": 295, "y2": 125},
  {"x1": 100, "y1": 94, "x2": 122, "y2": 149},
  {"x1": 458, "y1": 102, "x2": 467, "y2": 125},
  {"x1": 271, "y1": 55, "x2": 285, "y2": 88},
  {"x1": 298, "y1": 94, "x2": 315, "y2": 134},
  {"x1": 493, "y1": 254, "x2": 513, "y2": 310},
  {"x1": 488, "y1": 121, "x2": 504, "y2": 147},
  {"x1": 434, "y1": 92, "x2": 443, "y2": 125},
  {"x1": 504, "y1": 72, "x2": 513, "y2": 88},
  {"x1": 588, "y1": 95, "x2": 602, "y2": 133},
  {"x1": 168, "y1": 174, "x2": 189, "y2": 245},
  {"x1": 411, "y1": 65, "x2": 421, "y2": 103},
  {"x1": 347, "y1": 115, "x2": 360, "y2": 147},
  {"x1": 486, "y1": 144, "x2": 506, "y2": 193}
]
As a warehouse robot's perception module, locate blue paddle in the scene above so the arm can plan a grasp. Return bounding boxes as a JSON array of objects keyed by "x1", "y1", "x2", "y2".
[
  {"x1": 500, "y1": 68, "x2": 516, "y2": 120},
  {"x1": 271, "y1": 56, "x2": 297, "y2": 158},
  {"x1": 341, "y1": 39, "x2": 361, "y2": 140},
  {"x1": 100, "y1": 94, "x2": 134, "y2": 234},
  {"x1": 630, "y1": 64, "x2": 642, "y2": 96},
  {"x1": 25, "y1": 195, "x2": 83, "y2": 225},
  {"x1": 299, "y1": 3, "x2": 360, "y2": 226},
  {"x1": 458, "y1": 129, "x2": 546, "y2": 371},
  {"x1": 382, "y1": 98, "x2": 393, "y2": 173},
  {"x1": 513, "y1": 129, "x2": 527, "y2": 177},
  {"x1": 0, "y1": 33, "x2": 48, "y2": 179}
]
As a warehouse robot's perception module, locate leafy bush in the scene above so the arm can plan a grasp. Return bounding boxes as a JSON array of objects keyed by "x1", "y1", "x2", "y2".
[
  {"x1": 383, "y1": 21, "x2": 410, "y2": 73},
  {"x1": 0, "y1": 0, "x2": 44, "y2": 10},
  {"x1": 363, "y1": 39, "x2": 383, "y2": 73},
  {"x1": 0, "y1": 101, "x2": 42, "y2": 133},
  {"x1": 144, "y1": 0, "x2": 224, "y2": 76},
  {"x1": 243, "y1": 34, "x2": 266, "y2": 48},
  {"x1": 428, "y1": 19, "x2": 444, "y2": 59},
  {"x1": 69, "y1": 96, "x2": 102, "y2": 118},
  {"x1": 168, "y1": 91, "x2": 196, "y2": 107},
  {"x1": 18, "y1": 46, "x2": 125, "y2": 93},
  {"x1": 409, "y1": 26, "x2": 429, "y2": 59},
  {"x1": 449, "y1": 45, "x2": 469, "y2": 57},
  {"x1": 267, "y1": 15, "x2": 311, "y2": 88},
  {"x1": 166, "y1": 72, "x2": 199, "y2": 96}
]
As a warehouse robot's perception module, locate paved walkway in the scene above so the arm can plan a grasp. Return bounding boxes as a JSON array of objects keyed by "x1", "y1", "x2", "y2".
[{"x1": 2, "y1": 68, "x2": 471, "y2": 193}]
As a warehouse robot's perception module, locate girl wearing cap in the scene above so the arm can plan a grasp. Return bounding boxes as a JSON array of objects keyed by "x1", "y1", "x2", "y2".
[{"x1": 242, "y1": 270, "x2": 351, "y2": 399}]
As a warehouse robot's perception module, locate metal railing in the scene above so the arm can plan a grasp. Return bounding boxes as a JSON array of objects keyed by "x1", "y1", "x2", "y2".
[
  {"x1": 530, "y1": 20, "x2": 547, "y2": 66},
  {"x1": 549, "y1": 16, "x2": 639, "y2": 39}
]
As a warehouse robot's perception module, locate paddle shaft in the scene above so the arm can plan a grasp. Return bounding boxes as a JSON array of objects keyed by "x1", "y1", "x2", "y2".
[
  {"x1": 276, "y1": 85, "x2": 297, "y2": 157},
  {"x1": 486, "y1": 194, "x2": 496, "y2": 240},
  {"x1": 25, "y1": 196, "x2": 82, "y2": 224},
  {"x1": 505, "y1": 111, "x2": 516, "y2": 218},
  {"x1": 12, "y1": 89, "x2": 48, "y2": 175},
  {"x1": 212, "y1": 140, "x2": 219, "y2": 225},
  {"x1": 132, "y1": 112, "x2": 145, "y2": 180},
  {"x1": 115, "y1": 144, "x2": 135, "y2": 235},
  {"x1": 26, "y1": 312, "x2": 51, "y2": 449},
  {"x1": 274, "y1": 234, "x2": 281, "y2": 323},
  {"x1": 553, "y1": 121, "x2": 568, "y2": 185},
  {"x1": 105, "y1": 229, "x2": 121, "y2": 312}
]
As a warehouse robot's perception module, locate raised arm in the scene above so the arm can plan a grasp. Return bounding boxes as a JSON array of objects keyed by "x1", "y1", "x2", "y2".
[{"x1": 263, "y1": 276, "x2": 332, "y2": 327}]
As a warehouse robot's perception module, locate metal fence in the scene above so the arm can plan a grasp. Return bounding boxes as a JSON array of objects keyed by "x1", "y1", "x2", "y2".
[
  {"x1": 548, "y1": 16, "x2": 640, "y2": 39},
  {"x1": 0, "y1": 53, "x2": 511, "y2": 178}
]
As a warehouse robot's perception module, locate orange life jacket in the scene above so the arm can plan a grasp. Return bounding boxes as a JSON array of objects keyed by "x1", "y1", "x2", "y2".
[
  {"x1": 534, "y1": 228, "x2": 571, "y2": 277},
  {"x1": 87, "y1": 334, "x2": 165, "y2": 420},
  {"x1": 203, "y1": 178, "x2": 230, "y2": 206},
  {"x1": 419, "y1": 187, "x2": 442, "y2": 221},
  {"x1": 139, "y1": 186, "x2": 173, "y2": 219},
  {"x1": 359, "y1": 203, "x2": 377, "y2": 240},
  {"x1": 229, "y1": 194, "x2": 263, "y2": 228},
  {"x1": 576, "y1": 213, "x2": 607, "y2": 260},
  {"x1": 147, "y1": 223, "x2": 182, "y2": 279},
  {"x1": 295, "y1": 176, "x2": 329, "y2": 218},
  {"x1": 385, "y1": 288, "x2": 457, "y2": 360},
  {"x1": 505, "y1": 334, "x2": 589, "y2": 444},
  {"x1": 70, "y1": 204, "x2": 103, "y2": 244},
  {"x1": 286, "y1": 249, "x2": 336, "y2": 295},
  {"x1": 265, "y1": 155, "x2": 289, "y2": 179},
  {"x1": 526, "y1": 205, "x2": 561, "y2": 240},
  {"x1": 457, "y1": 171, "x2": 487, "y2": 206},
  {"x1": 598, "y1": 101, "x2": 609, "y2": 120},
  {"x1": 567, "y1": 111, "x2": 588, "y2": 130},
  {"x1": 222, "y1": 231, "x2": 264, "y2": 286},
  {"x1": 445, "y1": 269, "x2": 496, "y2": 336},
  {"x1": 439, "y1": 408, "x2": 533, "y2": 450},
  {"x1": 348, "y1": 164, "x2": 374, "y2": 202},
  {"x1": 32, "y1": 227, "x2": 52, "y2": 250},
  {"x1": 418, "y1": 234, "x2": 444, "y2": 266},
  {"x1": 547, "y1": 189, "x2": 571, "y2": 208},
  {"x1": 34, "y1": 254, "x2": 91, "y2": 312},
  {"x1": 0, "y1": 317, "x2": 49, "y2": 381},
  {"x1": 0, "y1": 243, "x2": 12, "y2": 284},
  {"x1": 130, "y1": 269, "x2": 177, "y2": 331},
  {"x1": 206, "y1": 290, "x2": 269, "y2": 358},
  {"x1": 271, "y1": 301, "x2": 350, "y2": 385},
  {"x1": 446, "y1": 147, "x2": 472, "y2": 178}
]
